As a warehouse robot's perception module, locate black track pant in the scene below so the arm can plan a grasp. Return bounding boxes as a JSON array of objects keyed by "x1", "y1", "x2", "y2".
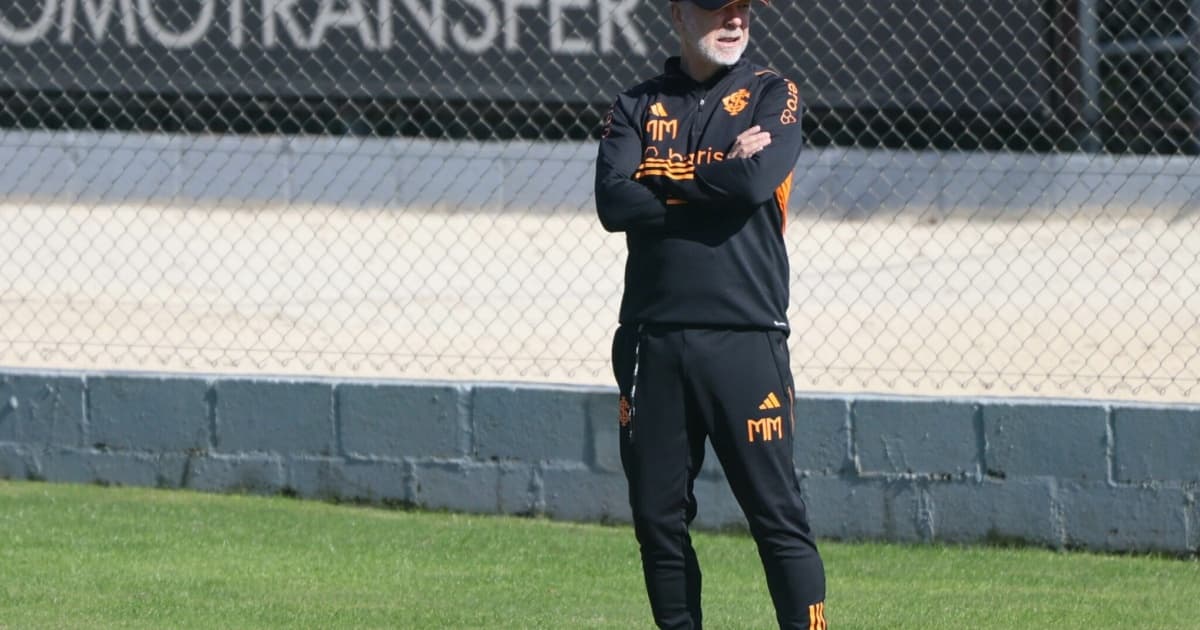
[{"x1": 612, "y1": 324, "x2": 826, "y2": 630}]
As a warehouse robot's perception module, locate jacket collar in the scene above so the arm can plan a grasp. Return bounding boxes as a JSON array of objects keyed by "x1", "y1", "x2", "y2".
[{"x1": 663, "y1": 56, "x2": 749, "y2": 89}]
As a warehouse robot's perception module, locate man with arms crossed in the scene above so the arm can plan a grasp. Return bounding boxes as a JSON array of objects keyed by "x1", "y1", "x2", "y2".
[{"x1": 594, "y1": 0, "x2": 827, "y2": 628}]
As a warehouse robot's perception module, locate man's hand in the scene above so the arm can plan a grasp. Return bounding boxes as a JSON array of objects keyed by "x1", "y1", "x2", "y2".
[{"x1": 726, "y1": 125, "x2": 772, "y2": 159}]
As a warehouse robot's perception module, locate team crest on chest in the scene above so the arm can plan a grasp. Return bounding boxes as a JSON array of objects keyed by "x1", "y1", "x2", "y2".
[{"x1": 722, "y1": 89, "x2": 751, "y2": 116}]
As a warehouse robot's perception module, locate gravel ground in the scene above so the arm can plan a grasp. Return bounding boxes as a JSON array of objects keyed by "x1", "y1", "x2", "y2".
[{"x1": 2, "y1": 201, "x2": 1198, "y2": 403}]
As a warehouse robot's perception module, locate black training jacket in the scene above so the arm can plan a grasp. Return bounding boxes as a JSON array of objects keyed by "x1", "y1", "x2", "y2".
[{"x1": 595, "y1": 56, "x2": 802, "y2": 332}]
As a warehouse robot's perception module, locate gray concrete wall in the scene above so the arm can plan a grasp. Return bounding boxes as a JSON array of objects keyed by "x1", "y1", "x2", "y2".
[
  {"x1": 3, "y1": 130, "x2": 1199, "y2": 218},
  {"x1": 2, "y1": 368, "x2": 1196, "y2": 554}
]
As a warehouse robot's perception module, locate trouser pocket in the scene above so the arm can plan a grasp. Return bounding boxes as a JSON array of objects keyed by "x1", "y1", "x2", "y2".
[{"x1": 764, "y1": 329, "x2": 795, "y2": 434}]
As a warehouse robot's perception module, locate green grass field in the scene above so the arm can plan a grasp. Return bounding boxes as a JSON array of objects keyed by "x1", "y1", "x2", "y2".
[{"x1": 0, "y1": 480, "x2": 1196, "y2": 629}]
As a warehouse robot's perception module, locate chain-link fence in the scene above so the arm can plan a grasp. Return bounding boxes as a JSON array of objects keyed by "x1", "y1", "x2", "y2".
[{"x1": 1, "y1": 0, "x2": 1199, "y2": 402}]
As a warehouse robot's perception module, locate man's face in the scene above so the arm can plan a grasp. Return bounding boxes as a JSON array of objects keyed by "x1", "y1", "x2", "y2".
[{"x1": 673, "y1": 0, "x2": 752, "y2": 70}]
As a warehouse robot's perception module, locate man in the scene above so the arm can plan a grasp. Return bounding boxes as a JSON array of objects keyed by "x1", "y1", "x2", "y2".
[{"x1": 594, "y1": 0, "x2": 826, "y2": 628}]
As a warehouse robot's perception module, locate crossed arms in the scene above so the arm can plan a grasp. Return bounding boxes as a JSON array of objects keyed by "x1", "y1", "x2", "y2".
[{"x1": 595, "y1": 77, "x2": 802, "y2": 233}]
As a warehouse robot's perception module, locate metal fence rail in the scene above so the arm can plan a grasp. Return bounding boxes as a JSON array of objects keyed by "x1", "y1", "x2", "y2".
[{"x1": 2, "y1": 0, "x2": 1199, "y2": 402}]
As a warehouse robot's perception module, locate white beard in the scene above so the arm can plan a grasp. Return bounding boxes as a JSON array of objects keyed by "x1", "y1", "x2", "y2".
[
  {"x1": 680, "y1": 14, "x2": 747, "y2": 67},
  {"x1": 697, "y1": 32, "x2": 747, "y2": 66}
]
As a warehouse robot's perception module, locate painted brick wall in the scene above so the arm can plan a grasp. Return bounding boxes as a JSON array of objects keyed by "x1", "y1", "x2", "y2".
[{"x1": 1, "y1": 369, "x2": 1196, "y2": 554}]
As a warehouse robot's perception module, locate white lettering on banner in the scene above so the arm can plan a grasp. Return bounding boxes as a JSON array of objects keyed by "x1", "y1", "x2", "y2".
[
  {"x1": 548, "y1": 0, "x2": 589, "y2": 54},
  {"x1": 597, "y1": 0, "x2": 644, "y2": 54},
  {"x1": 310, "y1": 0, "x2": 377, "y2": 50},
  {"x1": 450, "y1": 0, "x2": 497, "y2": 54},
  {"x1": 58, "y1": 0, "x2": 137, "y2": 44},
  {"x1": 392, "y1": 0, "x2": 446, "y2": 50},
  {"x1": 0, "y1": 0, "x2": 58, "y2": 45},
  {"x1": 139, "y1": 0, "x2": 215, "y2": 48},
  {"x1": 263, "y1": 0, "x2": 311, "y2": 48},
  {"x1": 230, "y1": 0, "x2": 244, "y2": 47},
  {"x1": 378, "y1": 0, "x2": 390, "y2": 46},
  {"x1": 501, "y1": 0, "x2": 537, "y2": 52},
  {"x1": 0, "y1": 0, "x2": 650, "y2": 57}
]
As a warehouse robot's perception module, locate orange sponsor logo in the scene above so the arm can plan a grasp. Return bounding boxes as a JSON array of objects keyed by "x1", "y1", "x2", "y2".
[
  {"x1": 650, "y1": 102, "x2": 669, "y2": 117},
  {"x1": 722, "y1": 88, "x2": 751, "y2": 116},
  {"x1": 758, "y1": 392, "x2": 782, "y2": 410},
  {"x1": 780, "y1": 80, "x2": 800, "y2": 125},
  {"x1": 673, "y1": 146, "x2": 724, "y2": 165},
  {"x1": 634, "y1": 158, "x2": 695, "y2": 181},
  {"x1": 618, "y1": 395, "x2": 631, "y2": 428},
  {"x1": 634, "y1": 145, "x2": 725, "y2": 181},
  {"x1": 645, "y1": 118, "x2": 678, "y2": 142},
  {"x1": 747, "y1": 416, "x2": 783, "y2": 442}
]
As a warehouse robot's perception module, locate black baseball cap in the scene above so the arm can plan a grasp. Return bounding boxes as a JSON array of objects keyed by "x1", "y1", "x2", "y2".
[{"x1": 672, "y1": 0, "x2": 767, "y2": 9}]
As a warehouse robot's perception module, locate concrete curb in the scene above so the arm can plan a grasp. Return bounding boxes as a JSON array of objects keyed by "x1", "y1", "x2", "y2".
[{"x1": 1, "y1": 368, "x2": 1196, "y2": 554}]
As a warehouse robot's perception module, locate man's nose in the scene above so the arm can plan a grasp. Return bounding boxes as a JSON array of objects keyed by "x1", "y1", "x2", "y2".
[{"x1": 721, "y1": 6, "x2": 746, "y2": 25}]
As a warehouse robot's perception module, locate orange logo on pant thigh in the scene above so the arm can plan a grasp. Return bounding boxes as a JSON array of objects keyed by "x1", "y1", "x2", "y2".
[{"x1": 747, "y1": 416, "x2": 783, "y2": 442}]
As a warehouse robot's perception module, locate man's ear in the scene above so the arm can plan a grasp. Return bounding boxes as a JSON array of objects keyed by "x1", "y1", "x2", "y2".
[{"x1": 670, "y1": 2, "x2": 683, "y2": 28}]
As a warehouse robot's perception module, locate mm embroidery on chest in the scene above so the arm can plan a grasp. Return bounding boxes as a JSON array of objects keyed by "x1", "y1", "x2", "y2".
[
  {"x1": 645, "y1": 101, "x2": 678, "y2": 141},
  {"x1": 722, "y1": 89, "x2": 750, "y2": 116},
  {"x1": 635, "y1": 97, "x2": 729, "y2": 180}
]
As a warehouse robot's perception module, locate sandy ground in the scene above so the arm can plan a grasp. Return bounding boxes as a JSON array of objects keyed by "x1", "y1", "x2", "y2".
[{"x1": 2, "y1": 201, "x2": 1198, "y2": 403}]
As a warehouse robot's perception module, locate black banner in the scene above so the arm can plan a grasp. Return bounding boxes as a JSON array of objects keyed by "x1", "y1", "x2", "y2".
[{"x1": 0, "y1": 0, "x2": 1049, "y2": 112}]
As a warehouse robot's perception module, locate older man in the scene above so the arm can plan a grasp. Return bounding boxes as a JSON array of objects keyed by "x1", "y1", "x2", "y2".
[{"x1": 594, "y1": 0, "x2": 827, "y2": 628}]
